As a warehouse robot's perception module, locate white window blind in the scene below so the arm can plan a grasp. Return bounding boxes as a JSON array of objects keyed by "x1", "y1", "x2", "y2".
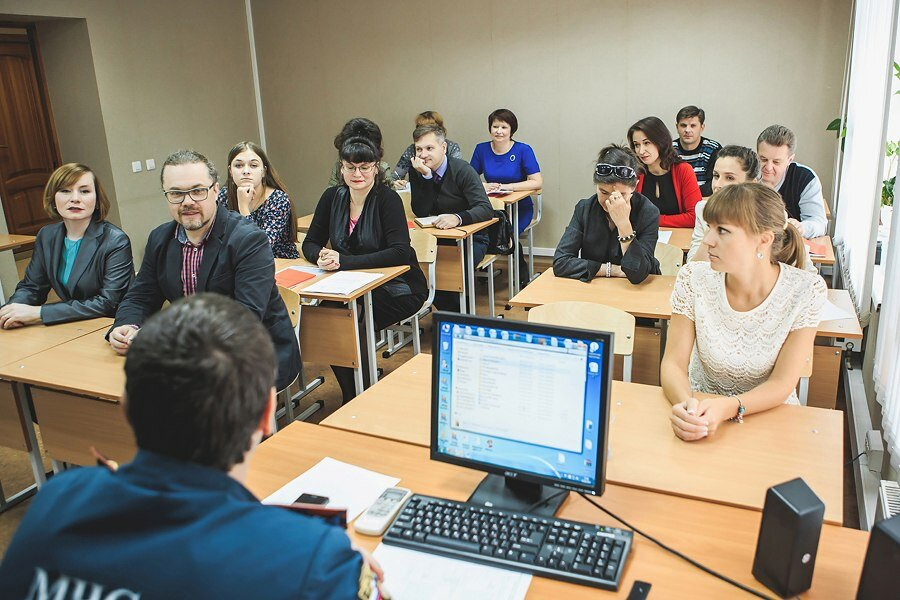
[{"x1": 833, "y1": 0, "x2": 898, "y2": 323}]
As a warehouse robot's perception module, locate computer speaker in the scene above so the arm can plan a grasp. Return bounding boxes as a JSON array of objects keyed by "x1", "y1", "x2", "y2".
[
  {"x1": 856, "y1": 513, "x2": 900, "y2": 599},
  {"x1": 752, "y1": 478, "x2": 825, "y2": 598}
]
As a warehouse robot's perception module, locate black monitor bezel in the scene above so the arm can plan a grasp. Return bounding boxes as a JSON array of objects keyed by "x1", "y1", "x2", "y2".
[{"x1": 429, "y1": 311, "x2": 614, "y2": 498}]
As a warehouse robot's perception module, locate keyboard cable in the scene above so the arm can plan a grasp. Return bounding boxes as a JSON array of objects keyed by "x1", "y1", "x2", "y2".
[{"x1": 577, "y1": 493, "x2": 777, "y2": 600}]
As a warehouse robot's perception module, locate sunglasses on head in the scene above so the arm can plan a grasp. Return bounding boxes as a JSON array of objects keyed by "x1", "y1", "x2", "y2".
[{"x1": 595, "y1": 163, "x2": 636, "y2": 179}]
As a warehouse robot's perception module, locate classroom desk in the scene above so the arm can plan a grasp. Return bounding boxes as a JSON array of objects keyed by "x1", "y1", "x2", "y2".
[
  {"x1": 321, "y1": 354, "x2": 844, "y2": 524},
  {"x1": 494, "y1": 189, "x2": 542, "y2": 297},
  {"x1": 0, "y1": 317, "x2": 113, "y2": 493},
  {"x1": 276, "y1": 258, "x2": 409, "y2": 392},
  {"x1": 808, "y1": 236, "x2": 835, "y2": 267},
  {"x1": 247, "y1": 423, "x2": 867, "y2": 599},
  {"x1": 0, "y1": 329, "x2": 134, "y2": 468},
  {"x1": 658, "y1": 227, "x2": 691, "y2": 253},
  {"x1": 0, "y1": 233, "x2": 35, "y2": 303}
]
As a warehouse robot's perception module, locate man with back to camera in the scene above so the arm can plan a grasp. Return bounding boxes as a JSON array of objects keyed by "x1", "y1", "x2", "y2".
[
  {"x1": 106, "y1": 149, "x2": 300, "y2": 390},
  {"x1": 0, "y1": 293, "x2": 383, "y2": 599},
  {"x1": 756, "y1": 124, "x2": 827, "y2": 239},
  {"x1": 408, "y1": 124, "x2": 493, "y2": 311},
  {"x1": 672, "y1": 105, "x2": 722, "y2": 197}
]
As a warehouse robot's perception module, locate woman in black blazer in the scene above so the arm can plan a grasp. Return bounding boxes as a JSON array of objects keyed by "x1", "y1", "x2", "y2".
[
  {"x1": 0, "y1": 164, "x2": 134, "y2": 328},
  {"x1": 304, "y1": 135, "x2": 428, "y2": 403}
]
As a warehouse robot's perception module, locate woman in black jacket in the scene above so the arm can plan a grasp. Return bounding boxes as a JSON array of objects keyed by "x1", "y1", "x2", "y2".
[
  {"x1": 304, "y1": 136, "x2": 427, "y2": 403},
  {"x1": 553, "y1": 145, "x2": 660, "y2": 284},
  {"x1": 0, "y1": 163, "x2": 134, "y2": 328}
]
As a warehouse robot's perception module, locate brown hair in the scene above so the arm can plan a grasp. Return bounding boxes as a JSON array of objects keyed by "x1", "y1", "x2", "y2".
[
  {"x1": 43, "y1": 163, "x2": 110, "y2": 221},
  {"x1": 676, "y1": 105, "x2": 705, "y2": 124},
  {"x1": 627, "y1": 116, "x2": 681, "y2": 170},
  {"x1": 703, "y1": 182, "x2": 806, "y2": 269},
  {"x1": 488, "y1": 108, "x2": 518, "y2": 136},
  {"x1": 225, "y1": 141, "x2": 297, "y2": 244},
  {"x1": 415, "y1": 110, "x2": 446, "y2": 133}
]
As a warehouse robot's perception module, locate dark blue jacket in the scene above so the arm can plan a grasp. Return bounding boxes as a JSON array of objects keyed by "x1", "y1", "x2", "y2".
[{"x1": 0, "y1": 451, "x2": 364, "y2": 600}]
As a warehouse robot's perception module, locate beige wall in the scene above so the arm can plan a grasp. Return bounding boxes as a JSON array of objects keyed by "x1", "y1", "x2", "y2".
[
  {"x1": 252, "y1": 0, "x2": 851, "y2": 249},
  {"x1": 0, "y1": 0, "x2": 259, "y2": 272}
]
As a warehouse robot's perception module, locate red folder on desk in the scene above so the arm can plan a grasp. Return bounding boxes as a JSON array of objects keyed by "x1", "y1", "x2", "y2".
[
  {"x1": 803, "y1": 239, "x2": 827, "y2": 257},
  {"x1": 275, "y1": 268, "x2": 316, "y2": 288}
]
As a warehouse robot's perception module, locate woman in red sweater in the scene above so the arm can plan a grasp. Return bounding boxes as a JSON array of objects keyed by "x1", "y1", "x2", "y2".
[{"x1": 627, "y1": 116, "x2": 701, "y2": 228}]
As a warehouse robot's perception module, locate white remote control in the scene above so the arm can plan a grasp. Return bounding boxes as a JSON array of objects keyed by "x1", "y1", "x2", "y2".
[{"x1": 354, "y1": 487, "x2": 412, "y2": 536}]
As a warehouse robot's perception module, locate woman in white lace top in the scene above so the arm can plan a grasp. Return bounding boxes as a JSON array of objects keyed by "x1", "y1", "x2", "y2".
[{"x1": 661, "y1": 182, "x2": 826, "y2": 442}]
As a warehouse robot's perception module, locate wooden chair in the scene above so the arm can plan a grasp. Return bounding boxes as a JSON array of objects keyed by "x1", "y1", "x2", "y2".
[
  {"x1": 521, "y1": 193, "x2": 542, "y2": 283},
  {"x1": 528, "y1": 301, "x2": 636, "y2": 381},
  {"x1": 397, "y1": 189, "x2": 415, "y2": 220},
  {"x1": 275, "y1": 286, "x2": 324, "y2": 429},
  {"x1": 655, "y1": 242, "x2": 683, "y2": 276},
  {"x1": 383, "y1": 230, "x2": 438, "y2": 357},
  {"x1": 476, "y1": 254, "x2": 500, "y2": 318}
]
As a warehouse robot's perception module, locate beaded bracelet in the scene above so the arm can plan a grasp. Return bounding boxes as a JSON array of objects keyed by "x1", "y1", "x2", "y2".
[
  {"x1": 729, "y1": 396, "x2": 745, "y2": 424},
  {"x1": 617, "y1": 231, "x2": 636, "y2": 243},
  {"x1": 605, "y1": 262, "x2": 612, "y2": 278}
]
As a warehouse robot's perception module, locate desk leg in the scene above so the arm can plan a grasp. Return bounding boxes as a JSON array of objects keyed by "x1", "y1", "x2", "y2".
[
  {"x1": 14, "y1": 383, "x2": 46, "y2": 489},
  {"x1": 363, "y1": 291, "x2": 378, "y2": 388},
  {"x1": 466, "y1": 237, "x2": 476, "y2": 315},
  {"x1": 458, "y1": 240, "x2": 466, "y2": 313},
  {"x1": 349, "y1": 301, "x2": 365, "y2": 396},
  {"x1": 512, "y1": 201, "x2": 520, "y2": 296},
  {"x1": 659, "y1": 319, "x2": 669, "y2": 366},
  {"x1": 506, "y1": 203, "x2": 516, "y2": 301}
]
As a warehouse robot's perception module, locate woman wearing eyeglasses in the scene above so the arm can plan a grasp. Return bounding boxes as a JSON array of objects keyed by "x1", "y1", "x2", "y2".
[
  {"x1": 216, "y1": 141, "x2": 299, "y2": 259},
  {"x1": 303, "y1": 136, "x2": 427, "y2": 403},
  {"x1": 0, "y1": 163, "x2": 134, "y2": 329},
  {"x1": 553, "y1": 145, "x2": 660, "y2": 284}
]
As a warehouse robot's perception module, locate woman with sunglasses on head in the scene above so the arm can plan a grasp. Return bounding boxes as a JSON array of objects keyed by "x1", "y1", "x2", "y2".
[
  {"x1": 553, "y1": 145, "x2": 660, "y2": 284},
  {"x1": 217, "y1": 141, "x2": 299, "y2": 259},
  {"x1": 628, "y1": 116, "x2": 701, "y2": 228},
  {"x1": 662, "y1": 183, "x2": 825, "y2": 442},
  {"x1": 303, "y1": 135, "x2": 427, "y2": 404},
  {"x1": 0, "y1": 163, "x2": 134, "y2": 329}
]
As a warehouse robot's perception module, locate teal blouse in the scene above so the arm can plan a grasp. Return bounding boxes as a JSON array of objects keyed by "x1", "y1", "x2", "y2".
[{"x1": 58, "y1": 237, "x2": 82, "y2": 286}]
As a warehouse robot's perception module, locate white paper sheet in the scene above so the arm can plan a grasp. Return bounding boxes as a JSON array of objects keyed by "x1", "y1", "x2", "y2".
[
  {"x1": 283, "y1": 265, "x2": 326, "y2": 276},
  {"x1": 262, "y1": 457, "x2": 399, "y2": 521},
  {"x1": 373, "y1": 544, "x2": 532, "y2": 600},
  {"x1": 657, "y1": 230, "x2": 673, "y2": 244},
  {"x1": 821, "y1": 299, "x2": 855, "y2": 322},
  {"x1": 302, "y1": 271, "x2": 383, "y2": 295}
]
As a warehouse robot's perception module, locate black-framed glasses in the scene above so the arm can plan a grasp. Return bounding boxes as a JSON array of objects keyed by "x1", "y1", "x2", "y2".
[
  {"x1": 340, "y1": 162, "x2": 377, "y2": 175},
  {"x1": 163, "y1": 183, "x2": 215, "y2": 204},
  {"x1": 595, "y1": 163, "x2": 636, "y2": 179}
]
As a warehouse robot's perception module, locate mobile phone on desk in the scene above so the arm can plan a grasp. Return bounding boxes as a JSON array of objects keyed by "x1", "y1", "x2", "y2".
[
  {"x1": 294, "y1": 493, "x2": 329, "y2": 505},
  {"x1": 354, "y1": 487, "x2": 412, "y2": 536}
]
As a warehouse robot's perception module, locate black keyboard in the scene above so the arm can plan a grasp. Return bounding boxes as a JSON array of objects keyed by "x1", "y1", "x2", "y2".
[{"x1": 382, "y1": 494, "x2": 632, "y2": 590}]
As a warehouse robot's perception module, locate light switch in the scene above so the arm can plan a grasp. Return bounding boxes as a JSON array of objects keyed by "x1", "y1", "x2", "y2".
[
  {"x1": 146, "y1": 158, "x2": 156, "y2": 170},
  {"x1": 131, "y1": 161, "x2": 142, "y2": 173}
]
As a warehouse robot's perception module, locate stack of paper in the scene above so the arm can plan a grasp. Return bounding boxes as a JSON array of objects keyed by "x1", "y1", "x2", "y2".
[{"x1": 302, "y1": 271, "x2": 383, "y2": 295}]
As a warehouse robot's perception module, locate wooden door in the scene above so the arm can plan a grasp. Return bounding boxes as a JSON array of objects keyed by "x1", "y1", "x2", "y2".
[{"x1": 0, "y1": 27, "x2": 60, "y2": 237}]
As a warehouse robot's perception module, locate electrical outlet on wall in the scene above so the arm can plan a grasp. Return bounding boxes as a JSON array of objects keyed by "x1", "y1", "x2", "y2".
[
  {"x1": 131, "y1": 161, "x2": 142, "y2": 173},
  {"x1": 146, "y1": 159, "x2": 156, "y2": 170}
]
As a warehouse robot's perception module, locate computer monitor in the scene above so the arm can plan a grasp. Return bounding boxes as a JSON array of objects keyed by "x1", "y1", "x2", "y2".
[{"x1": 430, "y1": 311, "x2": 614, "y2": 517}]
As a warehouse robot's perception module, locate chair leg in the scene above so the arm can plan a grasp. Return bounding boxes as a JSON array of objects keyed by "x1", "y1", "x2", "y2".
[
  {"x1": 527, "y1": 229, "x2": 535, "y2": 282},
  {"x1": 487, "y1": 263, "x2": 495, "y2": 318},
  {"x1": 623, "y1": 354, "x2": 633, "y2": 383},
  {"x1": 798, "y1": 377, "x2": 809, "y2": 406},
  {"x1": 412, "y1": 314, "x2": 421, "y2": 355}
]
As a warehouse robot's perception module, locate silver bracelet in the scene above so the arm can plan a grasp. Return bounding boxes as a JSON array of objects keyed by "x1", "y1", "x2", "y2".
[{"x1": 605, "y1": 262, "x2": 612, "y2": 278}]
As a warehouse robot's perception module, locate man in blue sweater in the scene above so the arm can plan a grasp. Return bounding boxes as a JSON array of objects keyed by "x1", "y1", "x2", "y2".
[{"x1": 0, "y1": 293, "x2": 382, "y2": 600}]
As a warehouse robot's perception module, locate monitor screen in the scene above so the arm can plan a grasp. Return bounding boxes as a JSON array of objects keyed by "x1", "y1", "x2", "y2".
[{"x1": 430, "y1": 312, "x2": 613, "y2": 496}]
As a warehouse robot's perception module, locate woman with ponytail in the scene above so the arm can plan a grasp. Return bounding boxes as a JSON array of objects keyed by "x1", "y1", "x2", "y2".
[
  {"x1": 661, "y1": 182, "x2": 826, "y2": 441},
  {"x1": 303, "y1": 133, "x2": 427, "y2": 404}
]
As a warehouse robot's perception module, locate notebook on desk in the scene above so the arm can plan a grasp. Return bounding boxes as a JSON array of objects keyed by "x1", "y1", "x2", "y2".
[
  {"x1": 414, "y1": 216, "x2": 440, "y2": 228},
  {"x1": 275, "y1": 268, "x2": 316, "y2": 288}
]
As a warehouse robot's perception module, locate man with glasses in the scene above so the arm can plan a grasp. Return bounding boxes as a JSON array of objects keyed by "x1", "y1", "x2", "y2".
[
  {"x1": 107, "y1": 149, "x2": 300, "y2": 391},
  {"x1": 2, "y1": 294, "x2": 382, "y2": 598}
]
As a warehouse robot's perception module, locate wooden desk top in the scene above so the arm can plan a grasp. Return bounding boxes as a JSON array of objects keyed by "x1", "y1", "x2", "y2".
[
  {"x1": 322, "y1": 354, "x2": 844, "y2": 524},
  {"x1": 0, "y1": 329, "x2": 124, "y2": 402},
  {"x1": 659, "y1": 227, "x2": 691, "y2": 253},
  {"x1": 509, "y1": 270, "x2": 862, "y2": 340},
  {"x1": 248, "y1": 423, "x2": 866, "y2": 599},
  {"x1": 0, "y1": 233, "x2": 35, "y2": 252},
  {"x1": 298, "y1": 213, "x2": 497, "y2": 241},
  {"x1": 495, "y1": 189, "x2": 541, "y2": 205},
  {"x1": 297, "y1": 214, "x2": 313, "y2": 233},
  {"x1": 509, "y1": 270, "x2": 675, "y2": 319},
  {"x1": 0, "y1": 317, "x2": 112, "y2": 367},
  {"x1": 274, "y1": 260, "x2": 409, "y2": 303}
]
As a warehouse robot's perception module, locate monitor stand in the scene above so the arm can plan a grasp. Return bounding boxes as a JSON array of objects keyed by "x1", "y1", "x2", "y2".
[{"x1": 467, "y1": 474, "x2": 567, "y2": 518}]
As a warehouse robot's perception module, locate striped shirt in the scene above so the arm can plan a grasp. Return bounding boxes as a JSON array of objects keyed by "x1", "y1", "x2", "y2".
[
  {"x1": 175, "y1": 215, "x2": 215, "y2": 296},
  {"x1": 673, "y1": 137, "x2": 721, "y2": 196}
]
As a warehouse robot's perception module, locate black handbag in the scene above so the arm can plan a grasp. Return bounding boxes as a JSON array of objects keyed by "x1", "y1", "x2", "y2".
[{"x1": 486, "y1": 209, "x2": 514, "y2": 255}]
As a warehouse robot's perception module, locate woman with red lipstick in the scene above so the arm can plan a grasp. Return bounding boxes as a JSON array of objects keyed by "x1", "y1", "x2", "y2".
[
  {"x1": 303, "y1": 135, "x2": 427, "y2": 403},
  {"x1": 0, "y1": 163, "x2": 134, "y2": 328},
  {"x1": 661, "y1": 183, "x2": 824, "y2": 442},
  {"x1": 217, "y1": 141, "x2": 299, "y2": 258},
  {"x1": 628, "y1": 116, "x2": 701, "y2": 228}
]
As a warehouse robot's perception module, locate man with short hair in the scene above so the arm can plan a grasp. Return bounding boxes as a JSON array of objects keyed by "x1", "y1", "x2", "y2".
[
  {"x1": 107, "y1": 149, "x2": 299, "y2": 390},
  {"x1": 673, "y1": 105, "x2": 721, "y2": 197},
  {"x1": 409, "y1": 124, "x2": 493, "y2": 310},
  {"x1": 0, "y1": 294, "x2": 380, "y2": 598},
  {"x1": 756, "y1": 125, "x2": 827, "y2": 239}
]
